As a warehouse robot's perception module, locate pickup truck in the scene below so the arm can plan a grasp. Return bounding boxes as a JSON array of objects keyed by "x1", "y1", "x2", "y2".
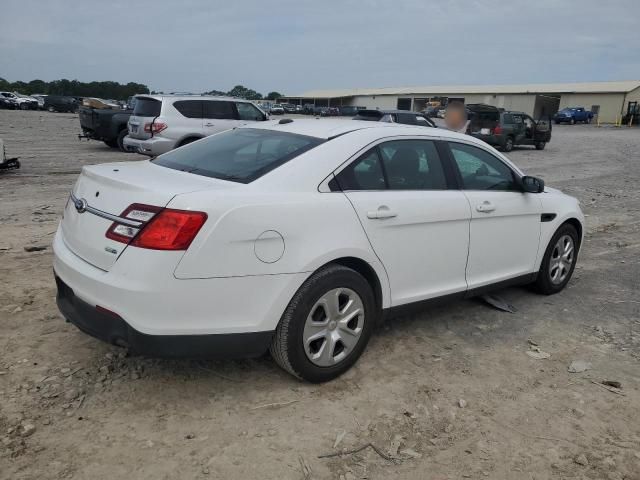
[
  {"x1": 78, "y1": 98, "x2": 135, "y2": 151},
  {"x1": 553, "y1": 107, "x2": 593, "y2": 124}
]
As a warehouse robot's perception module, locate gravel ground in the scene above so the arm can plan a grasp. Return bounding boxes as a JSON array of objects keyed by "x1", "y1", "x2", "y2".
[{"x1": 1, "y1": 110, "x2": 639, "y2": 480}]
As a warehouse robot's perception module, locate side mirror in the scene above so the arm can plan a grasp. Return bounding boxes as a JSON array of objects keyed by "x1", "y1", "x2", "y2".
[{"x1": 521, "y1": 175, "x2": 545, "y2": 193}]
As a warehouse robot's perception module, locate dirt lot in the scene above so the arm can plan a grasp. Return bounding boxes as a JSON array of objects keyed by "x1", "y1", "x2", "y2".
[{"x1": 1, "y1": 110, "x2": 639, "y2": 480}]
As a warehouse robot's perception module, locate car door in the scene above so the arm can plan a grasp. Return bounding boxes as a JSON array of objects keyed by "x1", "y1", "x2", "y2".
[
  {"x1": 172, "y1": 100, "x2": 205, "y2": 138},
  {"x1": 335, "y1": 138, "x2": 471, "y2": 305},
  {"x1": 446, "y1": 141, "x2": 542, "y2": 289},
  {"x1": 203, "y1": 100, "x2": 239, "y2": 135},
  {"x1": 511, "y1": 114, "x2": 526, "y2": 144}
]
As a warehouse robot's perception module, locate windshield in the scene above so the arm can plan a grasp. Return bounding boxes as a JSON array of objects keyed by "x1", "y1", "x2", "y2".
[{"x1": 152, "y1": 128, "x2": 324, "y2": 183}]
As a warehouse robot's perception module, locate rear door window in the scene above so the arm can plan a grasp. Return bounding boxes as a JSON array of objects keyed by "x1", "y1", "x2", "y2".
[
  {"x1": 335, "y1": 149, "x2": 386, "y2": 190},
  {"x1": 502, "y1": 114, "x2": 514, "y2": 124},
  {"x1": 132, "y1": 98, "x2": 161, "y2": 117},
  {"x1": 203, "y1": 100, "x2": 236, "y2": 119},
  {"x1": 378, "y1": 140, "x2": 447, "y2": 190},
  {"x1": 173, "y1": 100, "x2": 203, "y2": 118}
]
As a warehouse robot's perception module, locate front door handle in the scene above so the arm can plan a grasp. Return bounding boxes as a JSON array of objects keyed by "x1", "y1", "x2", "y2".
[
  {"x1": 476, "y1": 201, "x2": 496, "y2": 213},
  {"x1": 205, "y1": 123, "x2": 215, "y2": 127},
  {"x1": 367, "y1": 206, "x2": 397, "y2": 219}
]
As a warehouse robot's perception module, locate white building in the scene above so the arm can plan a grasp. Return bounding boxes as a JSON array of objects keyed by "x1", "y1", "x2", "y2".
[{"x1": 283, "y1": 80, "x2": 640, "y2": 123}]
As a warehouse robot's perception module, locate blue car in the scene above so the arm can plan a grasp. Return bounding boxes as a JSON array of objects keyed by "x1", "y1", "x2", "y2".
[{"x1": 554, "y1": 107, "x2": 593, "y2": 125}]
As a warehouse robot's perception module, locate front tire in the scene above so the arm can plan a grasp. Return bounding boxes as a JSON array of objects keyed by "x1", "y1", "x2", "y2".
[
  {"x1": 270, "y1": 264, "x2": 377, "y2": 383},
  {"x1": 535, "y1": 141, "x2": 546, "y2": 150},
  {"x1": 570, "y1": 117, "x2": 576, "y2": 125},
  {"x1": 534, "y1": 224, "x2": 579, "y2": 295},
  {"x1": 503, "y1": 136, "x2": 514, "y2": 152}
]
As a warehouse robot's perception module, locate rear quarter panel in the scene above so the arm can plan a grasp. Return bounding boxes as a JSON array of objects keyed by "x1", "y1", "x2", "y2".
[{"x1": 170, "y1": 190, "x2": 391, "y2": 306}]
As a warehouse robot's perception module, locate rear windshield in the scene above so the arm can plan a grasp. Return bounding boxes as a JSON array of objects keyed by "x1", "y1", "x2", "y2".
[
  {"x1": 152, "y1": 128, "x2": 324, "y2": 183},
  {"x1": 133, "y1": 98, "x2": 161, "y2": 117}
]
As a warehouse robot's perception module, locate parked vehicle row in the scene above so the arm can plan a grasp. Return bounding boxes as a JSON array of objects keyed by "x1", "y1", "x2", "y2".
[
  {"x1": 54, "y1": 118, "x2": 584, "y2": 382},
  {"x1": 0, "y1": 92, "x2": 39, "y2": 110}
]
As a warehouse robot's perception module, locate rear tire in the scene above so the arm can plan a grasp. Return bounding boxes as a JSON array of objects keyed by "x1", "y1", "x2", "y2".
[
  {"x1": 116, "y1": 129, "x2": 128, "y2": 152},
  {"x1": 270, "y1": 264, "x2": 377, "y2": 383},
  {"x1": 503, "y1": 136, "x2": 514, "y2": 152},
  {"x1": 534, "y1": 224, "x2": 579, "y2": 295},
  {"x1": 535, "y1": 141, "x2": 546, "y2": 150}
]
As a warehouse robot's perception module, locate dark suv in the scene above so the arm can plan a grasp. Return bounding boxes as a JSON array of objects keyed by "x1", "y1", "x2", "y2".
[
  {"x1": 466, "y1": 104, "x2": 551, "y2": 152},
  {"x1": 353, "y1": 109, "x2": 436, "y2": 128}
]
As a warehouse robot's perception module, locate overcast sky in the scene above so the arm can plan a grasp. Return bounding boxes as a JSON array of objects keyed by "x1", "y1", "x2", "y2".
[{"x1": 1, "y1": 0, "x2": 638, "y2": 95}]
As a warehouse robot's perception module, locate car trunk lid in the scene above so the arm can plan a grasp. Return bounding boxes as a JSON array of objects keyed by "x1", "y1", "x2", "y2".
[
  {"x1": 127, "y1": 97, "x2": 162, "y2": 139},
  {"x1": 60, "y1": 160, "x2": 232, "y2": 271}
]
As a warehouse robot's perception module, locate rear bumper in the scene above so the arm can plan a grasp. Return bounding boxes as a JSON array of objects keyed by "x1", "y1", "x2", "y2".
[
  {"x1": 55, "y1": 275, "x2": 273, "y2": 358},
  {"x1": 469, "y1": 133, "x2": 502, "y2": 146},
  {"x1": 53, "y1": 226, "x2": 307, "y2": 344},
  {"x1": 123, "y1": 135, "x2": 175, "y2": 156}
]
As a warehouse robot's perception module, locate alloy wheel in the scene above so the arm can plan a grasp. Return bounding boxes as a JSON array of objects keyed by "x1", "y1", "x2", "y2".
[
  {"x1": 302, "y1": 288, "x2": 364, "y2": 367},
  {"x1": 549, "y1": 234, "x2": 574, "y2": 285}
]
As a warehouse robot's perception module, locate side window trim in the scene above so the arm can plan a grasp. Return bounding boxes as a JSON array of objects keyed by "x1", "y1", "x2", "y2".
[{"x1": 444, "y1": 140, "x2": 521, "y2": 191}]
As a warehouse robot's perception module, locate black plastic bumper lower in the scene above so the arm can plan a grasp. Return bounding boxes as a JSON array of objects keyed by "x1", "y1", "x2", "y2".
[{"x1": 54, "y1": 275, "x2": 274, "y2": 359}]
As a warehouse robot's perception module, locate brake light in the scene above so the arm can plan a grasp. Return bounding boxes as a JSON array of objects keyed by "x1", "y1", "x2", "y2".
[
  {"x1": 131, "y1": 209, "x2": 207, "y2": 250},
  {"x1": 105, "y1": 203, "x2": 207, "y2": 250},
  {"x1": 144, "y1": 121, "x2": 167, "y2": 134},
  {"x1": 493, "y1": 125, "x2": 503, "y2": 135}
]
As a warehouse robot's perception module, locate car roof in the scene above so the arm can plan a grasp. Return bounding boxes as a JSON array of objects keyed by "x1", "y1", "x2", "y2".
[
  {"x1": 134, "y1": 94, "x2": 254, "y2": 103},
  {"x1": 243, "y1": 118, "x2": 471, "y2": 141}
]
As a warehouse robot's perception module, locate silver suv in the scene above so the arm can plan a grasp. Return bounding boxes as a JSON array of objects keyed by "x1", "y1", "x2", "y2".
[{"x1": 124, "y1": 95, "x2": 268, "y2": 156}]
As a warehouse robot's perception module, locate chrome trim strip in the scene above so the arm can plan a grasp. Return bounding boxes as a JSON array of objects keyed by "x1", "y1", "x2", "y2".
[{"x1": 70, "y1": 193, "x2": 143, "y2": 228}]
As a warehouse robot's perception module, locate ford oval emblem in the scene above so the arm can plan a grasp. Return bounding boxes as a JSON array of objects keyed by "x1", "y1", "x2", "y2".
[{"x1": 74, "y1": 197, "x2": 88, "y2": 214}]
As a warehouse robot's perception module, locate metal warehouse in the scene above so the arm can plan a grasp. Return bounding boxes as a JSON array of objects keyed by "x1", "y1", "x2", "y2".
[{"x1": 283, "y1": 80, "x2": 640, "y2": 123}]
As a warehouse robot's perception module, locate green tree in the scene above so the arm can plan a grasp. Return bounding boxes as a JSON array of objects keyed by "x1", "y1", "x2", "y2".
[{"x1": 266, "y1": 91, "x2": 283, "y2": 100}]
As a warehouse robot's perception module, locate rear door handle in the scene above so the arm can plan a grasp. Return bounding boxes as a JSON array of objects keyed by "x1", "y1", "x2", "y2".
[
  {"x1": 367, "y1": 206, "x2": 397, "y2": 219},
  {"x1": 476, "y1": 201, "x2": 496, "y2": 213}
]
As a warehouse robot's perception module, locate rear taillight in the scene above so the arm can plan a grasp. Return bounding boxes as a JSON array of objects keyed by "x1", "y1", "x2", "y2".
[
  {"x1": 131, "y1": 209, "x2": 207, "y2": 250},
  {"x1": 105, "y1": 203, "x2": 207, "y2": 251},
  {"x1": 144, "y1": 121, "x2": 167, "y2": 134},
  {"x1": 493, "y1": 125, "x2": 503, "y2": 135}
]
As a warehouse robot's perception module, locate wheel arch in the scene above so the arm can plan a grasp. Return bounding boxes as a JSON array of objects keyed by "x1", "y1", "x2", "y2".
[
  {"x1": 330, "y1": 256, "x2": 384, "y2": 313},
  {"x1": 561, "y1": 217, "x2": 583, "y2": 249}
]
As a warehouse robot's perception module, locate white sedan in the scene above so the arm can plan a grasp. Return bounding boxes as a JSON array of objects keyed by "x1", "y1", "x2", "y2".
[{"x1": 53, "y1": 119, "x2": 584, "y2": 382}]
